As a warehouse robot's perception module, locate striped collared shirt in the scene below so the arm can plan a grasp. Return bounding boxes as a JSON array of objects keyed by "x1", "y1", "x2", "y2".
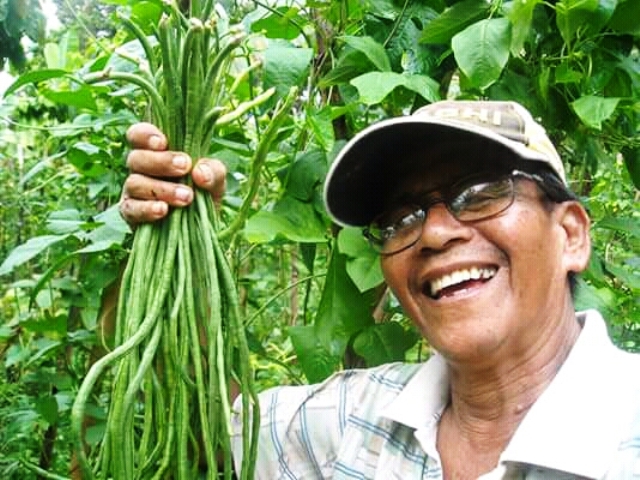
[{"x1": 231, "y1": 310, "x2": 640, "y2": 479}]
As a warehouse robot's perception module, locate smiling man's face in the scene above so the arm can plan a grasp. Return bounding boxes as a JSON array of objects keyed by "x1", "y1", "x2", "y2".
[{"x1": 379, "y1": 149, "x2": 591, "y2": 367}]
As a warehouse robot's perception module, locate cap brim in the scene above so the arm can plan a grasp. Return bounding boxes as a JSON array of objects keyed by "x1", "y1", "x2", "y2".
[{"x1": 323, "y1": 117, "x2": 551, "y2": 227}]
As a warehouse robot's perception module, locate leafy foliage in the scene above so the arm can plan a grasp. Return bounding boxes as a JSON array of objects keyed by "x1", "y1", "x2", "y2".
[
  {"x1": 0, "y1": 0, "x2": 46, "y2": 70},
  {"x1": 0, "y1": 0, "x2": 638, "y2": 477}
]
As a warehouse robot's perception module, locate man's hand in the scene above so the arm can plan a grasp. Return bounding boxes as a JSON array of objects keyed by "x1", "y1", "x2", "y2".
[{"x1": 120, "y1": 122, "x2": 227, "y2": 225}]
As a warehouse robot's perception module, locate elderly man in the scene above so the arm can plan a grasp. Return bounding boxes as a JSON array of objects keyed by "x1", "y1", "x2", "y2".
[{"x1": 122, "y1": 100, "x2": 640, "y2": 479}]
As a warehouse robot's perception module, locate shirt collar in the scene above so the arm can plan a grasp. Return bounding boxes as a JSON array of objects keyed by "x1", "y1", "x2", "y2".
[{"x1": 380, "y1": 310, "x2": 640, "y2": 479}]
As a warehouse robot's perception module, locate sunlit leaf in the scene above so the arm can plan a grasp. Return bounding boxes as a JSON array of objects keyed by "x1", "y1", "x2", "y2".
[
  {"x1": 420, "y1": 0, "x2": 489, "y2": 44},
  {"x1": 337, "y1": 228, "x2": 384, "y2": 292},
  {"x1": 0, "y1": 235, "x2": 71, "y2": 276},
  {"x1": 351, "y1": 71, "x2": 440, "y2": 105},
  {"x1": 452, "y1": 18, "x2": 511, "y2": 90},
  {"x1": 571, "y1": 95, "x2": 620, "y2": 130},
  {"x1": 353, "y1": 322, "x2": 419, "y2": 366},
  {"x1": 342, "y1": 36, "x2": 391, "y2": 72}
]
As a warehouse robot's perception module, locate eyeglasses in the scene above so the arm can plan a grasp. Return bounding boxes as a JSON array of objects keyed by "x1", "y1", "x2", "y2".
[{"x1": 363, "y1": 170, "x2": 545, "y2": 255}]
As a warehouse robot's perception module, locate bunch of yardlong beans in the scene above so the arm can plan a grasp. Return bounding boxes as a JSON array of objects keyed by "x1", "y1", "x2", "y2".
[{"x1": 70, "y1": 2, "x2": 295, "y2": 479}]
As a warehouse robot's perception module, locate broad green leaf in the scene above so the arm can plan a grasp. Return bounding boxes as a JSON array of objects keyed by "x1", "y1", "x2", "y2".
[
  {"x1": 86, "y1": 423, "x2": 107, "y2": 447},
  {"x1": 244, "y1": 204, "x2": 327, "y2": 244},
  {"x1": 0, "y1": 234, "x2": 70, "y2": 276},
  {"x1": 318, "y1": 50, "x2": 372, "y2": 87},
  {"x1": 314, "y1": 250, "x2": 377, "y2": 363},
  {"x1": 342, "y1": 36, "x2": 391, "y2": 72},
  {"x1": 571, "y1": 95, "x2": 620, "y2": 130},
  {"x1": 353, "y1": 322, "x2": 419, "y2": 367},
  {"x1": 452, "y1": 18, "x2": 511, "y2": 91},
  {"x1": 278, "y1": 149, "x2": 328, "y2": 202},
  {"x1": 555, "y1": 0, "x2": 600, "y2": 43},
  {"x1": 595, "y1": 216, "x2": 640, "y2": 238},
  {"x1": 47, "y1": 209, "x2": 83, "y2": 234},
  {"x1": 289, "y1": 325, "x2": 341, "y2": 383},
  {"x1": 555, "y1": 62, "x2": 583, "y2": 84},
  {"x1": 506, "y1": 0, "x2": 543, "y2": 55},
  {"x1": 42, "y1": 85, "x2": 98, "y2": 111},
  {"x1": 264, "y1": 43, "x2": 313, "y2": 99},
  {"x1": 44, "y1": 43, "x2": 62, "y2": 70},
  {"x1": 420, "y1": 0, "x2": 489, "y2": 44},
  {"x1": 78, "y1": 225, "x2": 128, "y2": 253},
  {"x1": 351, "y1": 71, "x2": 440, "y2": 105},
  {"x1": 94, "y1": 204, "x2": 132, "y2": 235},
  {"x1": 67, "y1": 142, "x2": 110, "y2": 178},
  {"x1": 337, "y1": 228, "x2": 384, "y2": 292},
  {"x1": 604, "y1": 262, "x2": 640, "y2": 290},
  {"x1": 609, "y1": 0, "x2": 640, "y2": 35},
  {"x1": 306, "y1": 106, "x2": 335, "y2": 154},
  {"x1": 574, "y1": 278, "x2": 617, "y2": 317},
  {"x1": 2, "y1": 69, "x2": 69, "y2": 98},
  {"x1": 130, "y1": 1, "x2": 163, "y2": 28},
  {"x1": 22, "y1": 312, "x2": 66, "y2": 338},
  {"x1": 251, "y1": 7, "x2": 307, "y2": 40},
  {"x1": 25, "y1": 338, "x2": 63, "y2": 369},
  {"x1": 4, "y1": 345, "x2": 30, "y2": 368}
]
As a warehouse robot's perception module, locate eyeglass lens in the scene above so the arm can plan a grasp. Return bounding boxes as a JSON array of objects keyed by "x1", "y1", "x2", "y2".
[{"x1": 368, "y1": 177, "x2": 516, "y2": 254}]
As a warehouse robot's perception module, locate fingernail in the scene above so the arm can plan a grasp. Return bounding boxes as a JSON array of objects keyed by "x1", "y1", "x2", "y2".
[
  {"x1": 149, "y1": 135, "x2": 163, "y2": 150},
  {"x1": 173, "y1": 155, "x2": 189, "y2": 170},
  {"x1": 197, "y1": 163, "x2": 213, "y2": 183},
  {"x1": 175, "y1": 187, "x2": 192, "y2": 202},
  {"x1": 152, "y1": 202, "x2": 168, "y2": 215}
]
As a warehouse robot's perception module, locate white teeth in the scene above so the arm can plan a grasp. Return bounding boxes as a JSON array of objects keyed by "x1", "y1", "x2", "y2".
[{"x1": 429, "y1": 267, "x2": 497, "y2": 297}]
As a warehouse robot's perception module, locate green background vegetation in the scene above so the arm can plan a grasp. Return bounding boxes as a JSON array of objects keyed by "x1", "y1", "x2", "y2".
[{"x1": 0, "y1": 0, "x2": 638, "y2": 477}]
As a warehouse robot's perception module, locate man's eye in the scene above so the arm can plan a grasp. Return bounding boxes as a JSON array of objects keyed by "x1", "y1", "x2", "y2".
[
  {"x1": 389, "y1": 208, "x2": 422, "y2": 231},
  {"x1": 454, "y1": 181, "x2": 510, "y2": 212}
]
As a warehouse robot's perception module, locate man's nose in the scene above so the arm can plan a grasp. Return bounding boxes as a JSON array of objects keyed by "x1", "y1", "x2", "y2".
[{"x1": 414, "y1": 202, "x2": 472, "y2": 251}]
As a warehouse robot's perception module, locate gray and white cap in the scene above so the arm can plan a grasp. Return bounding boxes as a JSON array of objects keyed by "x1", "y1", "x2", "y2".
[{"x1": 323, "y1": 100, "x2": 566, "y2": 227}]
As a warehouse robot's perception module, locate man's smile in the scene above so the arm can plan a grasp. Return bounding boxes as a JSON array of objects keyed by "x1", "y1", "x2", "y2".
[{"x1": 425, "y1": 266, "x2": 498, "y2": 299}]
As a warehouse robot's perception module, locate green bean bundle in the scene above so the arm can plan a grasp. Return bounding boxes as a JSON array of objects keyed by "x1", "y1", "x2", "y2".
[{"x1": 70, "y1": 2, "x2": 295, "y2": 479}]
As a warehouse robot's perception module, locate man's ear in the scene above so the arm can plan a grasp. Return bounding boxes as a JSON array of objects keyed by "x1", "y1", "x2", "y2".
[{"x1": 556, "y1": 201, "x2": 591, "y2": 274}]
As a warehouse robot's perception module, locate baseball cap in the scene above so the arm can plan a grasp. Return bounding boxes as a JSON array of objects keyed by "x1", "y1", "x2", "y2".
[{"x1": 324, "y1": 100, "x2": 566, "y2": 227}]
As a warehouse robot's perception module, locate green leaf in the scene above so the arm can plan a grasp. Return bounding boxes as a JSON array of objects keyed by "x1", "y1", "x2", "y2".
[
  {"x1": 289, "y1": 325, "x2": 341, "y2": 383},
  {"x1": 555, "y1": 62, "x2": 583, "y2": 84},
  {"x1": 244, "y1": 203, "x2": 327, "y2": 244},
  {"x1": 251, "y1": 7, "x2": 307, "y2": 40},
  {"x1": 353, "y1": 322, "x2": 419, "y2": 367},
  {"x1": 604, "y1": 262, "x2": 640, "y2": 290},
  {"x1": 595, "y1": 216, "x2": 640, "y2": 238},
  {"x1": 452, "y1": 18, "x2": 511, "y2": 91},
  {"x1": 22, "y1": 312, "x2": 67, "y2": 338},
  {"x1": 574, "y1": 278, "x2": 617, "y2": 317},
  {"x1": 2, "y1": 69, "x2": 69, "y2": 98},
  {"x1": 46, "y1": 209, "x2": 83, "y2": 235},
  {"x1": 571, "y1": 95, "x2": 620, "y2": 130},
  {"x1": 506, "y1": 0, "x2": 543, "y2": 55},
  {"x1": 306, "y1": 106, "x2": 335, "y2": 154},
  {"x1": 351, "y1": 71, "x2": 440, "y2": 105},
  {"x1": 420, "y1": 0, "x2": 489, "y2": 44},
  {"x1": 341, "y1": 36, "x2": 391, "y2": 72},
  {"x1": 42, "y1": 84, "x2": 98, "y2": 111},
  {"x1": 0, "y1": 234, "x2": 70, "y2": 276},
  {"x1": 264, "y1": 42, "x2": 313, "y2": 100},
  {"x1": 337, "y1": 228, "x2": 384, "y2": 292},
  {"x1": 66, "y1": 142, "x2": 110, "y2": 178},
  {"x1": 555, "y1": 0, "x2": 599, "y2": 43},
  {"x1": 94, "y1": 204, "x2": 132, "y2": 235},
  {"x1": 609, "y1": 0, "x2": 640, "y2": 35},
  {"x1": 278, "y1": 149, "x2": 327, "y2": 202},
  {"x1": 314, "y1": 249, "x2": 376, "y2": 363}
]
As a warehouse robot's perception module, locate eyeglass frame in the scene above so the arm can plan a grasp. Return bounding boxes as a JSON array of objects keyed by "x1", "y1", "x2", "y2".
[{"x1": 362, "y1": 169, "x2": 549, "y2": 256}]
